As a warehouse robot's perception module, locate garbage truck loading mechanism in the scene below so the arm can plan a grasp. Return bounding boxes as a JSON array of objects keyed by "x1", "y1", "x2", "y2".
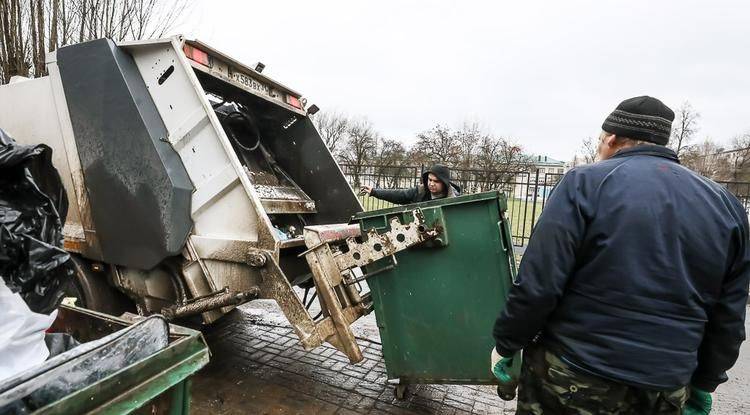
[{"x1": 0, "y1": 35, "x2": 428, "y2": 363}]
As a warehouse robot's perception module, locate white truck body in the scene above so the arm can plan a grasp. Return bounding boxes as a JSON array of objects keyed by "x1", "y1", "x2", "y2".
[{"x1": 0, "y1": 36, "x2": 370, "y2": 362}]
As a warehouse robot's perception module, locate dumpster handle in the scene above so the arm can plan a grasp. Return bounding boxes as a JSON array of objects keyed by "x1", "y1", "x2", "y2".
[
  {"x1": 344, "y1": 255, "x2": 398, "y2": 285},
  {"x1": 497, "y1": 221, "x2": 508, "y2": 253},
  {"x1": 345, "y1": 263, "x2": 395, "y2": 285},
  {"x1": 498, "y1": 217, "x2": 518, "y2": 281}
]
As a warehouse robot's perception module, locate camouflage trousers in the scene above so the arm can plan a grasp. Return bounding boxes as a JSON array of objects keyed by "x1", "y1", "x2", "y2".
[{"x1": 516, "y1": 344, "x2": 688, "y2": 415}]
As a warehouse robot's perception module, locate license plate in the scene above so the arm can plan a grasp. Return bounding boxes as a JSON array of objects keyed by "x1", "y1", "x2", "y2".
[{"x1": 231, "y1": 70, "x2": 271, "y2": 97}]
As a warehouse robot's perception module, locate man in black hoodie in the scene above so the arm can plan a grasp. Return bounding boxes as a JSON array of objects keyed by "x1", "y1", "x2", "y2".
[
  {"x1": 361, "y1": 164, "x2": 461, "y2": 205},
  {"x1": 491, "y1": 96, "x2": 750, "y2": 414}
]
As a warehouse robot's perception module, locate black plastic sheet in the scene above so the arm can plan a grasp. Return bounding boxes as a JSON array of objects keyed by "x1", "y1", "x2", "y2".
[{"x1": 0, "y1": 129, "x2": 70, "y2": 314}]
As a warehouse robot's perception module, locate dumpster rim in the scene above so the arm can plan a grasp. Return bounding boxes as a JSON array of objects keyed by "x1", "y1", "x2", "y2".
[{"x1": 352, "y1": 190, "x2": 506, "y2": 221}]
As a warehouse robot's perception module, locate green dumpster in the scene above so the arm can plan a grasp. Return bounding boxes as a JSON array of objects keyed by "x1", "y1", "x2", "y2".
[
  {"x1": 0, "y1": 305, "x2": 210, "y2": 414},
  {"x1": 352, "y1": 191, "x2": 518, "y2": 396}
]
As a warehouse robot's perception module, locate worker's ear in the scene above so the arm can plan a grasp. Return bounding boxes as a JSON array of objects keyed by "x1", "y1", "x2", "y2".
[{"x1": 604, "y1": 133, "x2": 618, "y2": 148}]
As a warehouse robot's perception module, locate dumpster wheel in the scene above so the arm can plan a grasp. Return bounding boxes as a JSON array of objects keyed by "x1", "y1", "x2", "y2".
[{"x1": 394, "y1": 384, "x2": 409, "y2": 400}]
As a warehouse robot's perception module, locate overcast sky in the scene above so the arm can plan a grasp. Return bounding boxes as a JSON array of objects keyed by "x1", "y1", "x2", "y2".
[{"x1": 173, "y1": 1, "x2": 750, "y2": 161}]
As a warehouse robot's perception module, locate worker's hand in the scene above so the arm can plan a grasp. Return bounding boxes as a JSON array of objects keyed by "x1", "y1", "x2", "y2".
[
  {"x1": 359, "y1": 185, "x2": 373, "y2": 196},
  {"x1": 490, "y1": 347, "x2": 514, "y2": 384},
  {"x1": 683, "y1": 386, "x2": 712, "y2": 415}
]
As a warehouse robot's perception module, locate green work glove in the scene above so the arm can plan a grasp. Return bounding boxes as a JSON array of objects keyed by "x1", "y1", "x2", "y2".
[
  {"x1": 683, "y1": 386, "x2": 712, "y2": 415},
  {"x1": 490, "y1": 347, "x2": 514, "y2": 383}
]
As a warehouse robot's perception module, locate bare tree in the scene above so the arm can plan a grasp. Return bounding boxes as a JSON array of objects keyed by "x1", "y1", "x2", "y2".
[
  {"x1": 0, "y1": 0, "x2": 31, "y2": 80},
  {"x1": 450, "y1": 122, "x2": 485, "y2": 190},
  {"x1": 338, "y1": 117, "x2": 378, "y2": 188},
  {"x1": 127, "y1": 0, "x2": 188, "y2": 40},
  {"x1": 311, "y1": 111, "x2": 350, "y2": 154},
  {"x1": 669, "y1": 101, "x2": 700, "y2": 157},
  {"x1": 681, "y1": 138, "x2": 726, "y2": 179},
  {"x1": 723, "y1": 132, "x2": 750, "y2": 182},
  {"x1": 579, "y1": 136, "x2": 598, "y2": 164},
  {"x1": 48, "y1": 0, "x2": 58, "y2": 51},
  {"x1": 1, "y1": 0, "x2": 190, "y2": 83},
  {"x1": 330, "y1": 118, "x2": 543, "y2": 195},
  {"x1": 411, "y1": 124, "x2": 461, "y2": 166},
  {"x1": 472, "y1": 135, "x2": 531, "y2": 191},
  {"x1": 455, "y1": 121, "x2": 484, "y2": 168},
  {"x1": 371, "y1": 138, "x2": 409, "y2": 188}
]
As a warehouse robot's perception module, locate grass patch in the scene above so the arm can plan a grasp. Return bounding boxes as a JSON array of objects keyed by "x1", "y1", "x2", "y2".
[
  {"x1": 506, "y1": 198, "x2": 544, "y2": 245},
  {"x1": 358, "y1": 195, "x2": 396, "y2": 211}
]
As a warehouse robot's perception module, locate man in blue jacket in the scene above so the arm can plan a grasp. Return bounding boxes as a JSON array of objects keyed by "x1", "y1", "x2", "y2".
[{"x1": 491, "y1": 96, "x2": 750, "y2": 414}]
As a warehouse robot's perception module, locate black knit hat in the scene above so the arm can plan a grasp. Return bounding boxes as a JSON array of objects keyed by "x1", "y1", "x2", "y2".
[{"x1": 602, "y1": 96, "x2": 675, "y2": 145}]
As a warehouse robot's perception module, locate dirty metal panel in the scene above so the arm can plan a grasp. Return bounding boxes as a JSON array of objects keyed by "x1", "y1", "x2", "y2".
[
  {"x1": 190, "y1": 235, "x2": 259, "y2": 263},
  {"x1": 303, "y1": 224, "x2": 362, "y2": 243},
  {"x1": 0, "y1": 60, "x2": 104, "y2": 261},
  {"x1": 261, "y1": 199, "x2": 317, "y2": 214},
  {"x1": 278, "y1": 237, "x2": 306, "y2": 249},
  {"x1": 254, "y1": 184, "x2": 313, "y2": 201},
  {"x1": 252, "y1": 249, "x2": 369, "y2": 362},
  {"x1": 125, "y1": 37, "x2": 276, "y2": 254},
  {"x1": 191, "y1": 164, "x2": 240, "y2": 215},
  {"x1": 255, "y1": 184, "x2": 317, "y2": 214},
  {"x1": 56, "y1": 38, "x2": 193, "y2": 269},
  {"x1": 267, "y1": 118, "x2": 363, "y2": 225},
  {"x1": 314, "y1": 306, "x2": 367, "y2": 347},
  {"x1": 334, "y1": 210, "x2": 441, "y2": 269},
  {"x1": 257, "y1": 254, "x2": 319, "y2": 346},
  {"x1": 303, "y1": 231, "x2": 364, "y2": 363},
  {"x1": 181, "y1": 258, "x2": 224, "y2": 324},
  {"x1": 203, "y1": 259, "x2": 262, "y2": 298}
]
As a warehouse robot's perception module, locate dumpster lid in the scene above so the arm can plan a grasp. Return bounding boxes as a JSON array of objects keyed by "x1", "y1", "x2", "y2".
[{"x1": 352, "y1": 191, "x2": 505, "y2": 221}]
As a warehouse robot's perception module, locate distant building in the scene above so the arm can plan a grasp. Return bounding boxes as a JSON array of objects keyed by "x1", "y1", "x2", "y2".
[
  {"x1": 513, "y1": 155, "x2": 567, "y2": 200},
  {"x1": 530, "y1": 155, "x2": 567, "y2": 176}
]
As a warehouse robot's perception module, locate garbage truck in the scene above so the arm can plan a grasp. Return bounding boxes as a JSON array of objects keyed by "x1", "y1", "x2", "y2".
[
  {"x1": 0, "y1": 36, "x2": 518, "y2": 378},
  {"x1": 0, "y1": 35, "x2": 398, "y2": 363}
]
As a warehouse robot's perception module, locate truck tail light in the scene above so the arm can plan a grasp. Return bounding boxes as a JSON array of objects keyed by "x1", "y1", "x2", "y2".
[
  {"x1": 286, "y1": 95, "x2": 302, "y2": 109},
  {"x1": 183, "y1": 44, "x2": 209, "y2": 66}
]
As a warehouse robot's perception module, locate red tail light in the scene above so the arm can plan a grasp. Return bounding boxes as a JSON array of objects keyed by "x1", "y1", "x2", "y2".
[
  {"x1": 286, "y1": 95, "x2": 302, "y2": 109},
  {"x1": 183, "y1": 44, "x2": 209, "y2": 66}
]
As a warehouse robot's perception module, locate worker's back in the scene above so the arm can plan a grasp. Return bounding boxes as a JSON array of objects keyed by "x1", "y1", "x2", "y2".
[{"x1": 543, "y1": 145, "x2": 749, "y2": 389}]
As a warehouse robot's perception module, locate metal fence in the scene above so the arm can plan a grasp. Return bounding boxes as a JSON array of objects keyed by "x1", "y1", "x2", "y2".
[
  {"x1": 717, "y1": 181, "x2": 750, "y2": 212},
  {"x1": 340, "y1": 163, "x2": 562, "y2": 246},
  {"x1": 341, "y1": 164, "x2": 750, "y2": 247}
]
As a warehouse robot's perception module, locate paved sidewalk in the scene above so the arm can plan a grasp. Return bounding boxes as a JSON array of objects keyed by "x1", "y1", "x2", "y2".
[
  {"x1": 190, "y1": 301, "x2": 750, "y2": 414},
  {"x1": 190, "y1": 301, "x2": 514, "y2": 414}
]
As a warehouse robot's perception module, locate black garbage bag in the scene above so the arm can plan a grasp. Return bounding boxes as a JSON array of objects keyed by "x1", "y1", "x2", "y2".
[{"x1": 0, "y1": 128, "x2": 71, "y2": 314}]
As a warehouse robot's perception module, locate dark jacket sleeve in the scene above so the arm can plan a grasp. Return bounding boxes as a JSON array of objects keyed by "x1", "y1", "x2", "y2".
[
  {"x1": 691, "y1": 209, "x2": 750, "y2": 392},
  {"x1": 370, "y1": 187, "x2": 419, "y2": 205},
  {"x1": 493, "y1": 170, "x2": 588, "y2": 356}
]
